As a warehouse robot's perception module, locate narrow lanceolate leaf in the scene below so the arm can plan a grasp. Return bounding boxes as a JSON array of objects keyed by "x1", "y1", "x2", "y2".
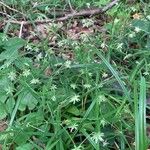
[
  {"x1": 96, "y1": 50, "x2": 131, "y2": 101},
  {"x1": 135, "y1": 77, "x2": 147, "y2": 150}
]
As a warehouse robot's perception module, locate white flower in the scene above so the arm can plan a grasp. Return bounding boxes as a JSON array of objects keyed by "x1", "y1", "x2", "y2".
[
  {"x1": 83, "y1": 84, "x2": 91, "y2": 89},
  {"x1": 101, "y1": 42, "x2": 106, "y2": 49},
  {"x1": 51, "y1": 84, "x2": 57, "y2": 90},
  {"x1": 5, "y1": 87, "x2": 13, "y2": 95},
  {"x1": 45, "y1": 6, "x2": 49, "y2": 11},
  {"x1": 128, "y1": 32, "x2": 136, "y2": 38},
  {"x1": 86, "y1": 3, "x2": 90, "y2": 8},
  {"x1": 102, "y1": 72, "x2": 108, "y2": 78},
  {"x1": 64, "y1": 60, "x2": 71, "y2": 68},
  {"x1": 146, "y1": 15, "x2": 150, "y2": 20},
  {"x1": 36, "y1": 53, "x2": 43, "y2": 61},
  {"x1": 97, "y1": 95, "x2": 107, "y2": 104},
  {"x1": 88, "y1": 72, "x2": 92, "y2": 77},
  {"x1": 103, "y1": 140, "x2": 109, "y2": 147},
  {"x1": 8, "y1": 71, "x2": 16, "y2": 81},
  {"x1": 68, "y1": 123, "x2": 78, "y2": 132},
  {"x1": 100, "y1": 119, "x2": 107, "y2": 127},
  {"x1": 91, "y1": 132, "x2": 104, "y2": 143},
  {"x1": 117, "y1": 43, "x2": 123, "y2": 49},
  {"x1": 51, "y1": 96, "x2": 56, "y2": 101},
  {"x1": 25, "y1": 45, "x2": 32, "y2": 51},
  {"x1": 71, "y1": 145, "x2": 83, "y2": 150},
  {"x1": 30, "y1": 78, "x2": 40, "y2": 84},
  {"x1": 22, "y1": 69, "x2": 31, "y2": 77},
  {"x1": 58, "y1": 39, "x2": 68, "y2": 47},
  {"x1": 123, "y1": 54, "x2": 132, "y2": 60},
  {"x1": 2, "y1": 35, "x2": 8, "y2": 41},
  {"x1": 82, "y1": 19, "x2": 94, "y2": 27},
  {"x1": 70, "y1": 95, "x2": 80, "y2": 104},
  {"x1": 54, "y1": 63, "x2": 62, "y2": 67},
  {"x1": 70, "y1": 84, "x2": 77, "y2": 89},
  {"x1": 143, "y1": 71, "x2": 149, "y2": 76},
  {"x1": 134, "y1": 27, "x2": 141, "y2": 33},
  {"x1": 114, "y1": 18, "x2": 120, "y2": 24},
  {"x1": 80, "y1": 34, "x2": 89, "y2": 42}
]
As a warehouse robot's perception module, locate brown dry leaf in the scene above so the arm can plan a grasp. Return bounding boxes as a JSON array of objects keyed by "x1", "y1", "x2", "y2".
[
  {"x1": 36, "y1": 24, "x2": 49, "y2": 39},
  {"x1": 44, "y1": 67, "x2": 52, "y2": 76},
  {"x1": 132, "y1": 13, "x2": 141, "y2": 19},
  {"x1": 0, "y1": 120, "x2": 7, "y2": 132},
  {"x1": 67, "y1": 26, "x2": 93, "y2": 40}
]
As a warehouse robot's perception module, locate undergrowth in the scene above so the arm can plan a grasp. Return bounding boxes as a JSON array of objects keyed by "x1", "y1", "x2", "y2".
[{"x1": 0, "y1": 0, "x2": 150, "y2": 150}]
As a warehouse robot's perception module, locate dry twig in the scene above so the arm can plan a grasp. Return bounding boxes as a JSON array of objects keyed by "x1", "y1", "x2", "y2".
[{"x1": 4, "y1": 0, "x2": 119, "y2": 25}]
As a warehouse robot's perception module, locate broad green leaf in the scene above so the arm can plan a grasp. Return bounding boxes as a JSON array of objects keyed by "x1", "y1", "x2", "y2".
[
  {"x1": 132, "y1": 19, "x2": 150, "y2": 34},
  {"x1": 0, "y1": 37, "x2": 25, "y2": 69},
  {"x1": 16, "y1": 143, "x2": 33, "y2": 150},
  {"x1": 18, "y1": 90, "x2": 38, "y2": 111},
  {"x1": 67, "y1": 106, "x2": 80, "y2": 116},
  {"x1": 6, "y1": 97, "x2": 15, "y2": 114},
  {"x1": 0, "y1": 102, "x2": 7, "y2": 119}
]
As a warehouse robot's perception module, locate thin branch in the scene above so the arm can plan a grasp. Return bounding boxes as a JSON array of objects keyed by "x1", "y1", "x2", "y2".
[
  {"x1": 0, "y1": 1, "x2": 26, "y2": 17},
  {"x1": 4, "y1": 0, "x2": 119, "y2": 25},
  {"x1": 19, "y1": 21, "x2": 24, "y2": 38}
]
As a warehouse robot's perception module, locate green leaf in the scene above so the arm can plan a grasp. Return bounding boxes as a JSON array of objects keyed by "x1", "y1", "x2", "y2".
[
  {"x1": 18, "y1": 90, "x2": 38, "y2": 111},
  {"x1": 0, "y1": 102, "x2": 7, "y2": 119},
  {"x1": 16, "y1": 143, "x2": 34, "y2": 150},
  {"x1": 132, "y1": 19, "x2": 150, "y2": 34},
  {"x1": 0, "y1": 37, "x2": 25, "y2": 69},
  {"x1": 67, "y1": 106, "x2": 80, "y2": 116},
  {"x1": 6, "y1": 97, "x2": 15, "y2": 114}
]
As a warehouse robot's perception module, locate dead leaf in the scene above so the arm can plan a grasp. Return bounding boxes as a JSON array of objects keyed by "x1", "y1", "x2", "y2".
[{"x1": 132, "y1": 13, "x2": 141, "y2": 19}]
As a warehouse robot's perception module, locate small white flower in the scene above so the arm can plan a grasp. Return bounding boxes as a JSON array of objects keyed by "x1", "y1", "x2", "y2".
[
  {"x1": 58, "y1": 39, "x2": 68, "y2": 47},
  {"x1": 128, "y1": 32, "x2": 136, "y2": 38},
  {"x1": 101, "y1": 42, "x2": 106, "y2": 49},
  {"x1": 5, "y1": 87, "x2": 13, "y2": 95},
  {"x1": 102, "y1": 72, "x2": 108, "y2": 78},
  {"x1": 100, "y1": 119, "x2": 107, "y2": 127},
  {"x1": 54, "y1": 63, "x2": 62, "y2": 67},
  {"x1": 97, "y1": 95, "x2": 107, "y2": 103},
  {"x1": 83, "y1": 84, "x2": 91, "y2": 89},
  {"x1": 82, "y1": 19, "x2": 94, "y2": 27},
  {"x1": 117, "y1": 43, "x2": 123, "y2": 49},
  {"x1": 143, "y1": 71, "x2": 149, "y2": 76},
  {"x1": 146, "y1": 15, "x2": 150, "y2": 20},
  {"x1": 114, "y1": 18, "x2": 120, "y2": 24},
  {"x1": 86, "y1": 3, "x2": 90, "y2": 8},
  {"x1": 103, "y1": 140, "x2": 109, "y2": 147},
  {"x1": 51, "y1": 96, "x2": 56, "y2": 101},
  {"x1": 2, "y1": 35, "x2": 8, "y2": 41},
  {"x1": 80, "y1": 33, "x2": 89, "y2": 42},
  {"x1": 134, "y1": 27, "x2": 141, "y2": 33},
  {"x1": 91, "y1": 132, "x2": 104, "y2": 143},
  {"x1": 123, "y1": 54, "x2": 132, "y2": 60},
  {"x1": 88, "y1": 72, "x2": 92, "y2": 77},
  {"x1": 8, "y1": 71, "x2": 16, "y2": 81},
  {"x1": 70, "y1": 84, "x2": 77, "y2": 89},
  {"x1": 45, "y1": 6, "x2": 49, "y2": 11},
  {"x1": 68, "y1": 123, "x2": 78, "y2": 132},
  {"x1": 25, "y1": 45, "x2": 32, "y2": 51},
  {"x1": 30, "y1": 78, "x2": 40, "y2": 84},
  {"x1": 71, "y1": 145, "x2": 83, "y2": 150},
  {"x1": 36, "y1": 53, "x2": 43, "y2": 61},
  {"x1": 64, "y1": 60, "x2": 71, "y2": 68},
  {"x1": 70, "y1": 95, "x2": 80, "y2": 104},
  {"x1": 51, "y1": 84, "x2": 57, "y2": 90},
  {"x1": 22, "y1": 69, "x2": 31, "y2": 77}
]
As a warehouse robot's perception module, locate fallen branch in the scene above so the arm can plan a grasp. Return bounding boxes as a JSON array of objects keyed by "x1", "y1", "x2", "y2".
[{"x1": 4, "y1": 0, "x2": 119, "y2": 25}]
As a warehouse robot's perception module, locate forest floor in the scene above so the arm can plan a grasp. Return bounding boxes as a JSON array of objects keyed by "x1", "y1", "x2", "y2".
[{"x1": 0, "y1": 0, "x2": 150, "y2": 150}]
